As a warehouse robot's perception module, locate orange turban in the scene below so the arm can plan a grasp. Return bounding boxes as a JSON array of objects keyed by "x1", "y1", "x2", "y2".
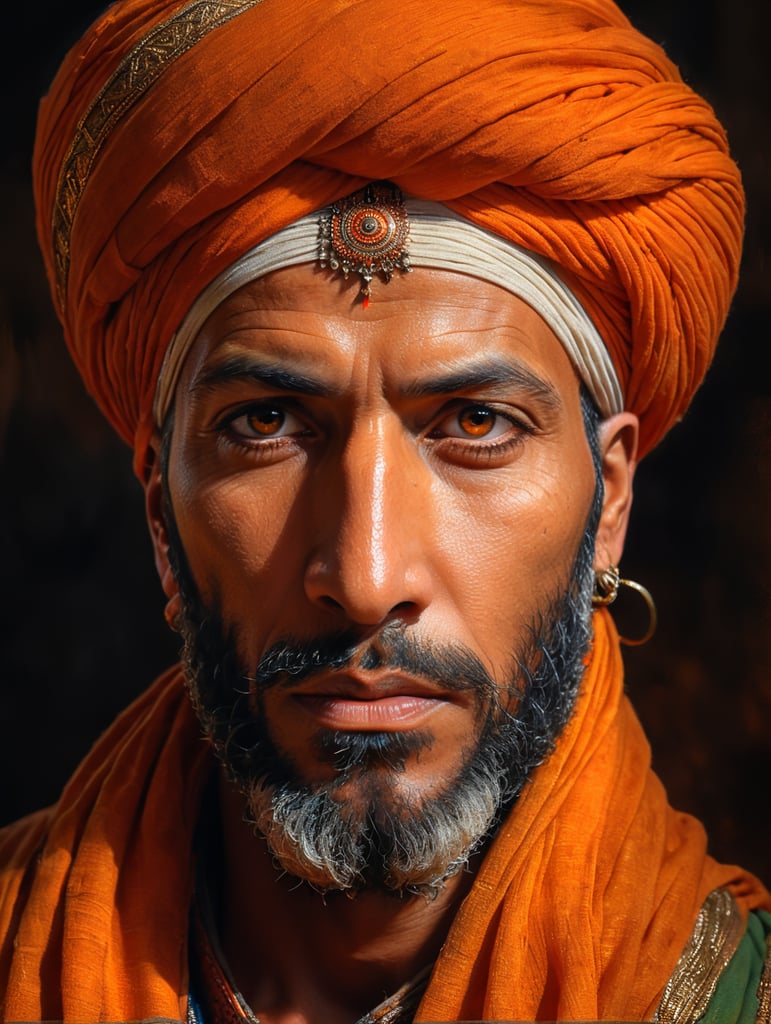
[{"x1": 33, "y1": 0, "x2": 744, "y2": 471}]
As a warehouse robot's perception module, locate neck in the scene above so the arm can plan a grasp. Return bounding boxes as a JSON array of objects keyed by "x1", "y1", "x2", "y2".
[{"x1": 210, "y1": 769, "x2": 477, "y2": 1024}]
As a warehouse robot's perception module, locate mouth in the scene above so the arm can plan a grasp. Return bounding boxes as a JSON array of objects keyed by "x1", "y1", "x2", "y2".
[
  {"x1": 287, "y1": 671, "x2": 462, "y2": 731},
  {"x1": 293, "y1": 692, "x2": 445, "y2": 729}
]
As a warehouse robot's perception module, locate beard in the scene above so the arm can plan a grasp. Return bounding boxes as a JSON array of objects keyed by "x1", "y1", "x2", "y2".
[{"x1": 163, "y1": 394, "x2": 603, "y2": 898}]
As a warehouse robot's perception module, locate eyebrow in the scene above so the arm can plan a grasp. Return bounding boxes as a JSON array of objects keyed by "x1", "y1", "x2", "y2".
[
  {"x1": 191, "y1": 355, "x2": 339, "y2": 398},
  {"x1": 401, "y1": 357, "x2": 562, "y2": 409},
  {"x1": 191, "y1": 352, "x2": 563, "y2": 410}
]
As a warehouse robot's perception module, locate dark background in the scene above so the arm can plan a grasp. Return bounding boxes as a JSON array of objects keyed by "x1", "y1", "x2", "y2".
[{"x1": 1, "y1": 2, "x2": 769, "y2": 880}]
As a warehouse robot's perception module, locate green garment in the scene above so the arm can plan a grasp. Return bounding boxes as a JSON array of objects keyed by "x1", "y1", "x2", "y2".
[{"x1": 701, "y1": 909, "x2": 771, "y2": 1023}]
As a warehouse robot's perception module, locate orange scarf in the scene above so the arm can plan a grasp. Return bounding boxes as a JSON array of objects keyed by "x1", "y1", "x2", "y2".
[{"x1": 0, "y1": 610, "x2": 767, "y2": 1021}]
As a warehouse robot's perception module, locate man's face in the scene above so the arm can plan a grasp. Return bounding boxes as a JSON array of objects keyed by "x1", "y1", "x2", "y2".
[{"x1": 154, "y1": 263, "x2": 612, "y2": 892}]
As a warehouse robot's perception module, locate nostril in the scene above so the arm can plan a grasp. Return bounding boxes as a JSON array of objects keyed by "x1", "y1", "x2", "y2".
[{"x1": 391, "y1": 600, "x2": 417, "y2": 616}]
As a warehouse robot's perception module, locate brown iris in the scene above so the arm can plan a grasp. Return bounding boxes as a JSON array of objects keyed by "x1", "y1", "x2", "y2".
[
  {"x1": 458, "y1": 406, "x2": 496, "y2": 437},
  {"x1": 246, "y1": 406, "x2": 285, "y2": 436}
]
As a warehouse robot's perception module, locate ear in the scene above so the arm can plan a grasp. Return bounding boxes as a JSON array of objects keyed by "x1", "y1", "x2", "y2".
[
  {"x1": 593, "y1": 412, "x2": 639, "y2": 571},
  {"x1": 144, "y1": 433, "x2": 178, "y2": 603}
]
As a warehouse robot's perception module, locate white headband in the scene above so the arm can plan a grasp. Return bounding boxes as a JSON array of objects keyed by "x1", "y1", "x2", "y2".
[{"x1": 153, "y1": 200, "x2": 623, "y2": 425}]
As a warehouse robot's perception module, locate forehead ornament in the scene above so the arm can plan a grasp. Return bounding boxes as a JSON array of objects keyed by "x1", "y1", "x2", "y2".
[
  {"x1": 319, "y1": 182, "x2": 411, "y2": 308},
  {"x1": 154, "y1": 189, "x2": 624, "y2": 427}
]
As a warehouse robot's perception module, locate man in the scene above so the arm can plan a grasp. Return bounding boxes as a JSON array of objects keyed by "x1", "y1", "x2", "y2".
[{"x1": 0, "y1": 0, "x2": 768, "y2": 1021}]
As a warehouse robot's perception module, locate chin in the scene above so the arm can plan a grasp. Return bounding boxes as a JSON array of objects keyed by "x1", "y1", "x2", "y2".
[{"x1": 241, "y1": 761, "x2": 495, "y2": 898}]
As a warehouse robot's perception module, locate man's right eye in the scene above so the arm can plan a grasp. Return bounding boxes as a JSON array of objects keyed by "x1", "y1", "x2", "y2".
[{"x1": 224, "y1": 403, "x2": 305, "y2": 439}]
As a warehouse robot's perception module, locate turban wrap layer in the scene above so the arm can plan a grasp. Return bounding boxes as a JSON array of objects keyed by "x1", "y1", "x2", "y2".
[{"x1": 32, "y1": 0, "x2": 744, "y2": 471}]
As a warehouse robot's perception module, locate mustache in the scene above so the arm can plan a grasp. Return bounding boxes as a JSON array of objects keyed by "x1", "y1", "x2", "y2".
[{"x1": 249, "y1": 623, "x2": 507, "y2": 699}]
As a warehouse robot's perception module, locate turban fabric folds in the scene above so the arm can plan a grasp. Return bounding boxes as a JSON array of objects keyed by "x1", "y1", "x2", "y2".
[{"x1": 33, "y1": 0, "x2": 744, "y2": 470}]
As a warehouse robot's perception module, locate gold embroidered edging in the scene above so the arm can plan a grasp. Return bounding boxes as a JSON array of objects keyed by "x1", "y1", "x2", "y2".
[
  {"x1": 654, "y1": 887, "x2": 745, "y2": 1024},
  {"x1": 756, "y1": 926, "x2": 771, "y2": 1022},
  {"x1": 51, "y1": 0, "x2": 264, "y2": 306}
]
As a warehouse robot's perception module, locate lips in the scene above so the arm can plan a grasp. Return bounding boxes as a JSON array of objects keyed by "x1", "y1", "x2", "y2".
[
  {"x1": 293, "y1": 692, "x2": 445, "y2": 729},
  {"x1": 284, "y1": 671, "x2": 462, "y2": 731}
]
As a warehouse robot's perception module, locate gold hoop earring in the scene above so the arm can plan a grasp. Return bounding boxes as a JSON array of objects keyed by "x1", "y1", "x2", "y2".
[{"x1": 592, "y1": 565, "x2": 657, "y2": 646}]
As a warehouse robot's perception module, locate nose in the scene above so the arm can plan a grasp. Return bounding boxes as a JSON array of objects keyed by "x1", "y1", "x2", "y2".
[{"x1": 304, "y1": 418, "x2": 435, "y2": 627}]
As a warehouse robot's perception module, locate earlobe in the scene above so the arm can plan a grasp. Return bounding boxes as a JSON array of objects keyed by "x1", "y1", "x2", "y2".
[{"x1": 594, "y1": 412, "x2": 639, "y2": 570}]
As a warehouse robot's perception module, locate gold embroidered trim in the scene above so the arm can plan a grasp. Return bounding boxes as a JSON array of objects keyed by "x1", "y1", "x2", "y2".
[
  {"x1": 51, "y1": 0, "x2": 264, "y2": 305},
  {"x1": 654, "y1": 887, "x2": 745, "y2": 1024},
  {"x1": 756, "y1": 926, "x2": 771, "y2": 1022}
]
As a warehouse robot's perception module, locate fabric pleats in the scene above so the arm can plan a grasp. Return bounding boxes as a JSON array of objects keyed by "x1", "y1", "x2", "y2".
[
  {"x1": 32, "y1": 0, "x2": 744, "y2": 471},
  {"x1": 0, "y1": 611, "x2": 767, "y2": 1021}
]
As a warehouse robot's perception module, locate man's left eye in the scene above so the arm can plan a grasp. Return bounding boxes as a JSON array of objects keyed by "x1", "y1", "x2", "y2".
[
  {"x1": 228, "y1": 404, "x2": 304, "y2": 439},
  {"x1": 437, "y1": 405, "x2": 513, "y2": 440}
]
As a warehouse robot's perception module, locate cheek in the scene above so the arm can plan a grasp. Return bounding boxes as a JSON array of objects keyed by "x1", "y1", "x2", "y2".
[
  {"x1": 440, "y1": 459, "x2": 592, "y2": 575},
  {"x1": 171, "y1": 462, "x2": 308, "y2": 614},
  {"x1": 430, "y1": 457, "x2": 594, "y2": 652}
]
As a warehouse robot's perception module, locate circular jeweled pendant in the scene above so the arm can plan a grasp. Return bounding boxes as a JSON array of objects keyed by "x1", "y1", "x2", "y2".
[{"x1": 319, "y1": 181, "x2": 411, "y2": 307}]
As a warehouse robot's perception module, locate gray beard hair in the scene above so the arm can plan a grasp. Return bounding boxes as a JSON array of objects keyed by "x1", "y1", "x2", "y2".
[
  {"x1": 244, "y1": 582, "x2": 593, "y2": 897},
  {"x1": 174, "y1": 549, "x2": 596, "y2": 898},
  {"x1": 165, "y1": 392, "x2": 603, "y2": 899}
]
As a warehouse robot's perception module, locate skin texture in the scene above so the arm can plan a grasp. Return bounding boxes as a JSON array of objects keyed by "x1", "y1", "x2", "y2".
[{"x1": 145, "y1": 263, "x2": 637, "y2": 1024}]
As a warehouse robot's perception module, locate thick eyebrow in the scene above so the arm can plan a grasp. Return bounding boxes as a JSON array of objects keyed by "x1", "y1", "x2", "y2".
[
  {"x1": 190, "y1": 354, "x2": 338, "y2": 398},
  {"x1": 401, "y1": 357, "x2": 562, "y2": 410}
]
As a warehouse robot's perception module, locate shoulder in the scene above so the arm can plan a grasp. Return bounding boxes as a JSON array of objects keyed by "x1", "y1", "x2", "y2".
[
  {"x1": 655, "y1": 888, "x2": 771, "y2": 1024},
  {"x1": 0, "y1": 807, "x2": 53, "y2": 979},
  {"x1": 0, "y1": 805, "x2": 52, "y2": 896}
]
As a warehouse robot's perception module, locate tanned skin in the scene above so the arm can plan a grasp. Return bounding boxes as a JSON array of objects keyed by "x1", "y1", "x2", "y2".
[{"x1": 145, "y1": 264, "x2": 637, "y2": 1024}]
